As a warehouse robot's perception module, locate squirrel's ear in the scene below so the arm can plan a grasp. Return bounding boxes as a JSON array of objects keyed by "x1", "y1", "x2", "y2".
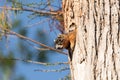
[{"x1": 69, "y1": 23, "x2": 76, "y2": 32}]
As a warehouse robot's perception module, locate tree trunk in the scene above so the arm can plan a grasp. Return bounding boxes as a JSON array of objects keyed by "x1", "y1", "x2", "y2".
[{"x1": 63, "y1": 0, "x2": 120, "y2": 80}]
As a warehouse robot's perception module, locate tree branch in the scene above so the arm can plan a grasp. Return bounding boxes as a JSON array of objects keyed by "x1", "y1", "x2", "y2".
[
  {"x1": 0, "y1": 27, "x2": 68, "y2": 55},
  {"x1": 7, "y1": 58, "x2": 69, "y2": 66},
  {"x1": 34, "y1": 66, "x2": 69, "y2": 72},
  {"x1": 0, "y1": 6, "x2": 62, "y2": 16}
]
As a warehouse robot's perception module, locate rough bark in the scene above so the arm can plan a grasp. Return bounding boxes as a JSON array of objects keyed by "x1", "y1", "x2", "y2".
[{"x1": 63, "y1": 0, "x2": 120, "y2": 80}]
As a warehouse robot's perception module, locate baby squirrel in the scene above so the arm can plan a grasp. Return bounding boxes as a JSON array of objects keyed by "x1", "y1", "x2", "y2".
[{"x1": 54, "y1": 23, "x2": 77, "y2": 61}]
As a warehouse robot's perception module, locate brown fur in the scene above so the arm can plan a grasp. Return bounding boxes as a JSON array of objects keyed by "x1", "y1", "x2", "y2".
[{"x1": 54, "y1": 29, "x2": 76, "y2": 60}]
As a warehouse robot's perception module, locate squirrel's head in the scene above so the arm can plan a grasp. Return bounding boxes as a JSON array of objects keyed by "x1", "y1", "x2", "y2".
[
  {"x1": 54, "y1": 34, "x2": 65, "y2": 49},
  {"x1": 54, "y1": 34, "x2": 70, "y2": 49}
]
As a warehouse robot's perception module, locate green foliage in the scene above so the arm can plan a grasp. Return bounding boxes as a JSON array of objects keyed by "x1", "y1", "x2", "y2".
[
  {"x1": 14, "y1": 76, "x2": 26, "y2": 80},
  {"x1": 37, "y1": 51, "x2": 48, "y2": 62},
  {"x1": 11, "y1": 0, "x2": 22, "y2": 8},
  {"x1": 10, "y1": 0, "x2": 23, "y2": 15},
  {"x1": 59, "y1": 74, "x2": 71, "y2": 80},
  {"x1": 0, "y1": 51, "x2": 16, "y2": 80},
  {"x1": 12, "y1": 19, "x2": 22, "y2": 28},
  {"x1": 0, "y1": 52, "x2": 15, "y2": 69},
  {"x1": 18, "y1": 29, "x2": 27, "y2": 36}
]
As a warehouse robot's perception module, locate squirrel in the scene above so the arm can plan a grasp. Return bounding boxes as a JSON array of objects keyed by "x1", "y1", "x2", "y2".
[{"x1": 54, "y1": 23, "x2": 77, "y2": 61}]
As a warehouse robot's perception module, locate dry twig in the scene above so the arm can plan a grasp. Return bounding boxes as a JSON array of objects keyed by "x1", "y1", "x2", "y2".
[{"x1": 0, "y1": 26, "x2": 67, "y2": 55}]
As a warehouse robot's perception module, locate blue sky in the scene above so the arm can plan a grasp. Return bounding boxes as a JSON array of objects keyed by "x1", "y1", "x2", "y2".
[{"x1": 0, "y1": 0, "x2": 70, "y2": 80}]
